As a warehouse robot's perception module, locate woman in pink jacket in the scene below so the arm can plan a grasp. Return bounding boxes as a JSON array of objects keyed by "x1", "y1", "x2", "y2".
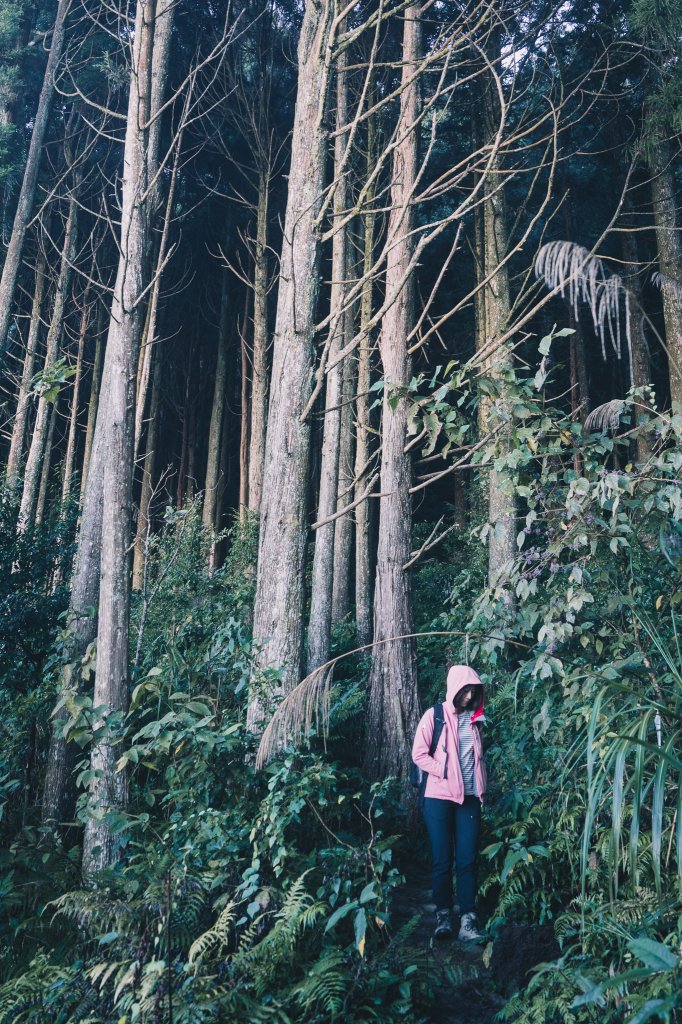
[{"x1": 411, "y1": 664, "x2": 487, "y2": 942}]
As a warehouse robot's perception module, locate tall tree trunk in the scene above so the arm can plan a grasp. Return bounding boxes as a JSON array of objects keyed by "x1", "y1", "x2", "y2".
[
  {"x1": 19, "y1": 193, "x2": 77, "y2": 529},
  {"x1": 650, "y1": 143, "x2": 682, "y2": 407},
  {"x1": 364, "y1": 4, "x2": 422, "y2": 781},
  {"x1": 561, "y1": 195, "x2": 589, "y2": 425},
  {"x1": 35, "y1": 398, "x2": 57, "y2": 526},
  {"x1": 133, "y1": 119, "x2": 181, "y2": 461},
  {"x1": 355, "y1": 121, "x2": 377, "y2": 649},
  {"x1": 621, "y1": 222, "x2": 652, "y2": 461},
  {"x1": 42, "y1": 0, "x2": 175, "y2": 835},
  {"x1": 239, "y1": 301, "x2": 249, "y2": 522},
  {"x1": 247, "y1": 170, "x2": 270, "y2": 514},
  {"x1": 176, "y1": 344, "x2": 193, "y2": 509},
  {"x1": 249, "y1": 0, "x2": 334, "y2": 725},
  {"x1": 60, "y1": 289, "x2": 90, "y2": 504},
  {"x1": 203, "y1": 277, "x2": 230, "y2": 549},
  {"x1": 307, "y1": 41, "x2": 349, "y2": 672},
  {"x1": 82, "y1": 0, "x2": 158, "y2": 882},
  {"x1": 132, "y1": 345, "x2": 162, "y2": 590},
  {"x1": 80, "y1": 314, "x2": 104, "y2": 500},
  {"x1": 6, "y1": 255, "x2": 46, "y2": 488},
  {"x1": 331, "y1": 333, "x2": 356, "y2": 626},
  {"x1": 0, "y1": 0, "x2": 70, "y2": 363},
  {"x1": 480, "y1": 51, "x2": 516, "y2": 594}
]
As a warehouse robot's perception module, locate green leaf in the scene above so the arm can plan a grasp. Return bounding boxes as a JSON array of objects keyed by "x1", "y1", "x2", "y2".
[
  {"x1": 354, "y1": 907, "x2": 367, "y2": 955},
  {"x1": 324, "y1": 899, "x2": 358, "y2": 933},
  {"x1": 628, "y1": 998, "x2": 676, "y2": 1024},
  {"x1": 359, "y1": 882, "x2": 377, "y2": 904},
  {"x1": 627, "y1": 937, "x2": 678, "y2": 971}
]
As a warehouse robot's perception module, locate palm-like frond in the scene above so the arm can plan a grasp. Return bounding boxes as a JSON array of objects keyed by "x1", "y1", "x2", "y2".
[
  {"x1": 535, "y1": 240, "x2": 636, "y2": 377},
  {"x1": 583, "y1": 399, "x2": 626, "y2": 434}
]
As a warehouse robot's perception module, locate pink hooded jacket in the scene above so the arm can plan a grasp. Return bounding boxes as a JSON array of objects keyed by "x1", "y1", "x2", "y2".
[{"x1": 411, "y1": 665, "x2": 487, "y2": 803}]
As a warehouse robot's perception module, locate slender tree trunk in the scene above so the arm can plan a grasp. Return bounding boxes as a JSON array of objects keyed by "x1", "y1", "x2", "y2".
[
  {"x1": 331, "y1": 332, "x2": 356, "y2": 626},
  {"x1": 307, "y1": 41, "x2": 349, "y2": 672},
  {"x1": 35, "y1": 398, "x2": 57, "y2": 526},
  {"x1": 239, "y1": 303, "x2": 249, "y2": 522},
  {"x1": 480, "y1": 51, "x2": 516, "y2": 594},
  {"x1": 249, "y1": 0, "x2": 335, "y2": 725},
  {"x1": 133, "y1": 118, "x2": 180, "y2": 461},
  {"x1": 132, "y1": 345, "x2": 161, "y2": 590},
  {"x1": 0, "y1": 0, "x2": 70, "y2": 363},
  {"x1": 42, "y1": 0, "x2": 175, "y2": 835},
  {"x1": 176, "y1": 346, "x2": 192, "y2": 509},
  {"x1": 365, "y1": 4, "x2": 422, "y2": 781},
  {"x1": 203, "y1": 277, "x2": 230, "y2": 548},
  {"x1": 61, "y1": 289, "x2": 90, "y2": 504},
  {"x1": 6, "y1": 255, "x2": 46, "y2": 487},
  {"x1": 214, "y1": 389, "x2": 231, "y2": 563},
  {"x1": 80, "y1": 315, "x2": 104, "y2": 500},
  {"x1": 82, "y1": 0, "x2": 157, "y2": 882},
  {"x1": 355, "y1": 122, "x2": 377, "y2": 649},
  {"x1": 651, "y1": 143, "x2": 682, "y2": 408},
  {"x1": 19, "y1": 193, "x2": 77, "y2": 529},
  {"x1": 621, "y1": 223, "x2": 652, "y2": 461},
  {"x1": 247, "y1": 170, "x2": 270, "y2": 514}
]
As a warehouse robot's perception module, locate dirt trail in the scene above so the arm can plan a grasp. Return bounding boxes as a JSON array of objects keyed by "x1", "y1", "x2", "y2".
[
  {"x1": 392, "y1": 867, "x2": 559, "y2": 1023},
  {"x1": 392, "y1": 867, "x2": 505, "y2": 1024}
]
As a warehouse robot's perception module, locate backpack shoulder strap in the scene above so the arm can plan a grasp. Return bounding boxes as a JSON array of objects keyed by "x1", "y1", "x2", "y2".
[{"x1": 428, "y1": 703, "x2": 445, "y2": 756}]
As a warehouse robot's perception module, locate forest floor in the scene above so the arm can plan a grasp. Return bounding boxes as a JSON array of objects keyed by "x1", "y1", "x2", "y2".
[{"x1": 392, "y1": 866, "x2": 559, "y2": 1023}]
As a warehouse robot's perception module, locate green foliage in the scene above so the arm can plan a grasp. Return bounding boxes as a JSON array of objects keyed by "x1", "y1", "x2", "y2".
[{"x1": 0, "y1": 506, "x2": 436, "y2": 1023}]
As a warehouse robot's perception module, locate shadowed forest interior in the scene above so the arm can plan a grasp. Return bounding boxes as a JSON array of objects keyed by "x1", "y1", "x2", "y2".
[{"x1": 0, "y1": 0, "x2": 681, "y2": 1020}]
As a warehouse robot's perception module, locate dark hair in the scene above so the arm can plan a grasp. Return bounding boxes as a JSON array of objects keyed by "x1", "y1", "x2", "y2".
[{"x1": 453, "y1": 684, "x2": 483, "y2": 712}]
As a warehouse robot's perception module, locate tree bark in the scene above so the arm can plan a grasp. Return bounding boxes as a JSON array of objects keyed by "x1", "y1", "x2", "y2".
[
  {"x1": 81, "y1": 0, "x2": 157, "y2": 882},
  {"x1": 35, "y1": 398, "x2": 57, "y2": 526},
  {"x1": 60, "y1": 288, "x2": 90, "y2": 505},
  {"x1": 307, "y1": 41, "x2": 349, "y2": 672},
  {"x1": 249, "y1": 0, "x2": 335, "y2": 726},
  {"x1": 132, "y1": 344, "x2": 162, "y2": 590},
  {"x1": 203, "y1": 277, "x2": 230, "y2": 555},
  {"x1": 0, "y1": 0, "x2": 70, "y2": 363},
  {"x1": 480, "y1": 50, "x2": 516, "y2": 594},
  {"x1": 355, "y1": 120, "x2": 377, "y2": 649},
  {"x1": 621, "y1": 221, "x2": 652, "y2": 461},
  {"x1": 247, "y1": 170, "x2": 270, "y2": 514},
  {"x1": 239, "y1": 300, "x2": 249, "y2": 523},
  {"x1": 364, "y1": 4, "x2": 422, "y2": 782},
  {"x1": 650, "y1": 143, "x2": 682, "y2": 407},
  {"x1": 19, "y1": 193, "x2": 78, "y2": 529},
  {"x1": 42, "y1": 0, "x2": 175, "y2": 835},
  {"x1": 133, "y1": 114, "x2": 180, "y2": 462},
  {"x1": 80, "y1": 312, "x2": 104, "y2": 501},
  {"x1": 331, "y1": 332, "x2": 356, "y2": 626},
  {"x1": 6, "y1": 255, "x2": 46, "y2": 488}
]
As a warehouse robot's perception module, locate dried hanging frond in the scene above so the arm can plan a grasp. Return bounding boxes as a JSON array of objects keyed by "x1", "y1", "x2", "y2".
[
  {"x1": 255, "y1": 630, "x2": 532, "y2": 770},
  {"x1": 255, "y1": 664, "x2": 334, "y2": 771},
  {"x1": 535, "y1": 240, "x2": 634, "y2": 379},
  {"x1": 584, "y1": 399, "x2": 626, "y2": 434}
]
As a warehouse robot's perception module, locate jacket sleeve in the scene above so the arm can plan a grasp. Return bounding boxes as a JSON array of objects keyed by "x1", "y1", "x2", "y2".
[{"x1": 411, "y1": 708, "x2": 446, "y2": 779}]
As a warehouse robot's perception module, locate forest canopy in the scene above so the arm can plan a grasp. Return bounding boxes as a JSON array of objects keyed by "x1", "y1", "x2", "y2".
[{"x1": 0, "y1": 0, "x2": 680, "y2": 1020}]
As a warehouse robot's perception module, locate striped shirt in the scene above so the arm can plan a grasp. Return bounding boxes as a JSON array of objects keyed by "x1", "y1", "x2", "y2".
[{"x1": 458, "y1": 711, "x2": 477, "y2": 796}]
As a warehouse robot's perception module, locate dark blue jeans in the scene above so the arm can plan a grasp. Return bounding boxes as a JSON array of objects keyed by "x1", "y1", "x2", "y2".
[{"x1": 422, "y1": 795, "x2": 481, "y2": 913}]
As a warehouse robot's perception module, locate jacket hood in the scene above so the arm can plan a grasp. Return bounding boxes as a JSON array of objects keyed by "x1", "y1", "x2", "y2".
[{"x1": 446, "y1": 665, "x2": 485, "y2": 721}]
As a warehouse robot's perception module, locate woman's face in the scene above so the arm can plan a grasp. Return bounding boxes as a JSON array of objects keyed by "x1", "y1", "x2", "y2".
[{"x1": 456, "y1": 685, "x2": 477, "y2": 709}]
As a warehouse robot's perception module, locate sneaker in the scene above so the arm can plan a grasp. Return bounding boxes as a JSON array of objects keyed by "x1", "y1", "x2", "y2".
[
  {"x1": 434, "y1": 909, "x2": 454, "y2": 940},
  {"x1": 458, "y1": 911, "x2": 482, "y2": 942}
]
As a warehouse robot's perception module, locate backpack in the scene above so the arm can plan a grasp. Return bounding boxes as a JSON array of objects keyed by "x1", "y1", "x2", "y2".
[{"x1": 409, "y1": 703, "x2": 445, "y2": 791}]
